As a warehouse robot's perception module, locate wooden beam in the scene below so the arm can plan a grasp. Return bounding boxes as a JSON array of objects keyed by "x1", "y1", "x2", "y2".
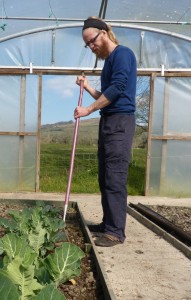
[
  {"x1": 0, "y1": 132, "x2": 36, "y2": 136},
  {"x1": 0, "y1": 68, "x2": 102, "y2": 76},
  {"x1": 152, "y1": 135, "x2": 191, "y2": 140},
  {"x1": 0, "y1": 68, "x2": 191, "y2": 77}
]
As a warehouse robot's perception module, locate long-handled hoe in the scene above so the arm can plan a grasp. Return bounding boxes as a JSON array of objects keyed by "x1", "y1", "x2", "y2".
[{"x1": 63, "y1": 76, "x2": 84, "y2": 221}]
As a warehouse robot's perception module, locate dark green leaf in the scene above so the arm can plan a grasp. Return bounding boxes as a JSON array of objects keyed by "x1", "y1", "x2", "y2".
[
  {"x1": 0, "y1": 218, "x2": 17, "y2": 231},
  {"x1": 30, "y1": 284, "x2": 66, "y2": 300},
  {"x1": 51, "y1": 231, "x2": 68, "y2": 243},
  {"x1": 1, "y1": 233, "x2": 37, "y2": 267},
  {"x1": 0, "y1": 271, "x2": 20, "y2": 300},
  {"x1": 6, "y1": 256, "x2": 43, "y2": 298},
  {"x1": 44, "y1": 242, "x2": 85, "y2": 284},
  {"x1": 35, "y1": 266, "x2": 52, "y2": 284}
]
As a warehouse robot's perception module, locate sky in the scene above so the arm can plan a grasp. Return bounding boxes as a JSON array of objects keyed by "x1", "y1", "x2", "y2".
[{"x1": 42, "y1": 75, "x2": 100, "y2": 124}]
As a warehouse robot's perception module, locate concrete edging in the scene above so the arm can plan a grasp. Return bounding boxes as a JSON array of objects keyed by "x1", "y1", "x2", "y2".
[{"x1": 77, "y1": 202, "x2": 117, "y2": 300}]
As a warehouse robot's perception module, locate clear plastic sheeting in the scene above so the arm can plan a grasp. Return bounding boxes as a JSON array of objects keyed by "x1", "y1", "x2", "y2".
[
  {"x1": 0, "y1": 75, "x2": 38, "y2": 192},
  {"x1": 0, "y1": 75, "x2": 38, "y2": 131},
  {"x1": 149, "y1": 77, "x2": 191, "y2": 197},
  {"x1": 25, "y1": 76, "x2": 39, "y2": 131},
  {"x1": 137, "y1": 30, "x2": 191, "y2": 68},
  {"x1": 0, "y1": 26, "x2": 191, "y2": 68},
  {"x1": 54, "y1": 28, "x2": 86, "y2": 67},
  {"x1": 149, "y1": 140, "x2": 191, "y2": 197},
  {"x1": 0, "y1": 0, "x2": 190, "y2": 37},
  {"x1": 152, "y1": 77, "x2": 191, "y2": 135},
  {"x1": 0, "y1": 75, "x2": 20, "y2": 131},
  {"x1": 0, "y1": 136, "x2": 37, "y2": 191},
  {"x1": 113, "y1": 26, "x2": 191, "y2": 69},
  {"x1": 0, "y1": 31, "x2": 52, "y2": 66}
]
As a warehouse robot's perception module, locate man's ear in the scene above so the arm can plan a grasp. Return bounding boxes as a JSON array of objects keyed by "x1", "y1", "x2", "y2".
[{"x1": 101, "y1": 30, "x2": 107, "y2": 35}]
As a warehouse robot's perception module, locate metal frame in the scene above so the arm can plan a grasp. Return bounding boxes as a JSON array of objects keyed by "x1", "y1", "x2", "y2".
[
  {"x1": 1, "y1": 23, "x2": 191, "y2": 44},
  {"x1": 3, "y1": 16, "x2": 191, "y2": 26}
]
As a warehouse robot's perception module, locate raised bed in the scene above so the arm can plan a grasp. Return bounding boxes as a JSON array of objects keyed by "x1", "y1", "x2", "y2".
[{"x1": 0, "y1": 199, "x2": 116, "y2": 300}]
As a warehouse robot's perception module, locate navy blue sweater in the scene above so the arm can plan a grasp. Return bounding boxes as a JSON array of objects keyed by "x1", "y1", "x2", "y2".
[{"x1": 100, "y1": 45, "x2": 137, "y2": 115}]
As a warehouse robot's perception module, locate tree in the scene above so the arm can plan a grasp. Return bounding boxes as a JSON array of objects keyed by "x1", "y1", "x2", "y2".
[{"x1": 136, "y1": 76, "x2": 150, "y2": 128}]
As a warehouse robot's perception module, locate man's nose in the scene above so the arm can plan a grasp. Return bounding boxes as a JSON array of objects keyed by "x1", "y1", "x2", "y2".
[{"x1": 89, "y1": 43, "x2": 95, "y2": 49}]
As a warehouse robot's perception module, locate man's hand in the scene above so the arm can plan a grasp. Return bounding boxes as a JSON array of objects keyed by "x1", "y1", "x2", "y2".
[
  {"x1": 74, "y1": 106, "x2": 91, "y2": 119},
  {"x1": 76, "y1": 76, "x2": 88, "y2": 89}
]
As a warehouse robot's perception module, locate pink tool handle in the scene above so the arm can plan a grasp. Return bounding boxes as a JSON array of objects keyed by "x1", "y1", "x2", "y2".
[{"x1": 63, "y1": 80, "x2": 84, "y2": 220}]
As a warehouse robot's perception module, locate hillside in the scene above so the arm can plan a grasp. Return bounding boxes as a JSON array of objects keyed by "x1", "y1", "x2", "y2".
[
  {"x1": 41, "y1": 118, "x2": 147, "y2": 148},
  {"x1": 41, "y1": 118, "x2": 99, "y2": 145}
]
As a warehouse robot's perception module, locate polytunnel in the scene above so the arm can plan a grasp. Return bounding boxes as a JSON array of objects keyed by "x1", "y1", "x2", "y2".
[{"x1": 0, "y1": 0, "x2": 191, "y2": 196}]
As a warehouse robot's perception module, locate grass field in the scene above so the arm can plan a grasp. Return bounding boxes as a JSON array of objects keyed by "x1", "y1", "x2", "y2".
[{"x1": 40, "y1": 144, "x2": 146, "y2": 195}]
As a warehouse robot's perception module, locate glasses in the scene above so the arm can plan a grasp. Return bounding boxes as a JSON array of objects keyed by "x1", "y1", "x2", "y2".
[{"x1": 84, "y1": 32, "x2": 101, "y2": 48}]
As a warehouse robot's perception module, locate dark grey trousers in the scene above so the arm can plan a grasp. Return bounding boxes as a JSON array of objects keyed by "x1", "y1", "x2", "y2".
[{"x1": 98, "y1": 114, "x2": 135, "y2": 242}]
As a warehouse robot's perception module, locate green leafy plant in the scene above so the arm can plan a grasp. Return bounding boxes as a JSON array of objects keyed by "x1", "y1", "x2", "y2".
[
  {"x1": 0, "y1": 271, "x2": 20, "y2": 300},
  {"x1": 44, "y1": 242, "x2": 84, "y2": 285},
  {"x1": 0, "y1": 202, "x2": 85, "y2": 300},
  {"x1": 0, "y1": 201, "x2": 67, "y2": 256},
  {"x1": 30, "y1": 284, "x2": 66, "y2": 300}
]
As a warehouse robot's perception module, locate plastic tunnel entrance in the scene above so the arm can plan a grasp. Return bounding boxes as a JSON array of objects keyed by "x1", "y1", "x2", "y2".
[{"x1": 0, "y1": 23, "x2": 191, "y2": 196}]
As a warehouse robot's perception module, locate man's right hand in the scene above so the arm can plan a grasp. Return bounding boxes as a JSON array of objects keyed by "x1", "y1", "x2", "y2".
[{"x1": 76, "y1": 75, "x2": 88, "y2": 89}]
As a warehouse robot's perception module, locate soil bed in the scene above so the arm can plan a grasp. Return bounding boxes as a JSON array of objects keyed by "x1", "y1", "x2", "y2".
[
  {"x1": 148, "y1": 205, "x2": 191, "y2": 236},
  {"x1": 0, "y1": 201, "x2": 105, "y2": 300}
]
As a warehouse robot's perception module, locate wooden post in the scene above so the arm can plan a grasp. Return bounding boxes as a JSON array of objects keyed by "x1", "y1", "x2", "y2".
[
  {"x1": 18, "y1": 75, "x2": 26, "y2": 188},
  {"x1": 145, "y1": 74, "x2": 155, "y2": 195},
  {"x1": 51, "y1": 31, "x2": 55, "y2": 65},
  {"x1": 159, "y1": 77, "x2": 170, "y2": 193},
  {"x1": 35, "y1": 75, "x2": 42, "y2": 191}
]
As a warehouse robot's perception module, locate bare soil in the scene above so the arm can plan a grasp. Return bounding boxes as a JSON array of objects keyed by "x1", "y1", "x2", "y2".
[
  {"x1": 149, "y1": 205, "x2": 191, "y2": 235},
  {"x1": 59, "y1": 216, "x2": 105, "y2": 300}
]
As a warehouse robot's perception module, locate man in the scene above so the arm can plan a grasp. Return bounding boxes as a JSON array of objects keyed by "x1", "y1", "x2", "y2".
[{"x1": 75, "y1": 17, "x2": 137, "y2": 247}]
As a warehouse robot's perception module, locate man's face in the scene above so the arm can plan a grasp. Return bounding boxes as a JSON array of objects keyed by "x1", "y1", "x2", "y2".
[{"x1": 83, "y1": 28, "x2": 108, "y2": 59}]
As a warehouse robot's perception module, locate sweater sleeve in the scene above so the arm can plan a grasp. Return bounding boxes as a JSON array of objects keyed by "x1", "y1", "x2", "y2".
[{"x1": 102, "y1": 47, "x2": 133, "y2": 102}]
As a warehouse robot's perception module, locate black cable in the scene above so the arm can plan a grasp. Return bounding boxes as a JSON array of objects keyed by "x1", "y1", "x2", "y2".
[
  {"x1": 2, "y1": 0, "x2": 8, "y2": 17},
  {"x1": 94, "y1": 0, "x2": 109, "y2": 68},
  {"x1": 98, "y1": 0, "x2": 105, "y2": 18},
  {"x1": 102, "y1": 0, "x2": 108, "y2": 19},
  {"x1": 177, "y1": 6, "x2": 191, "y2": 23},
  {"x1": 48, "y1": 0, "x2": 58, "y2": 22}
]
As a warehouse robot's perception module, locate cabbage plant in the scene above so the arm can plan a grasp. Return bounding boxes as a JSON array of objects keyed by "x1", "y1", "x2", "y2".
[{"x1": 0, "y1": 202, "x2": 85, "y2": 300}]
